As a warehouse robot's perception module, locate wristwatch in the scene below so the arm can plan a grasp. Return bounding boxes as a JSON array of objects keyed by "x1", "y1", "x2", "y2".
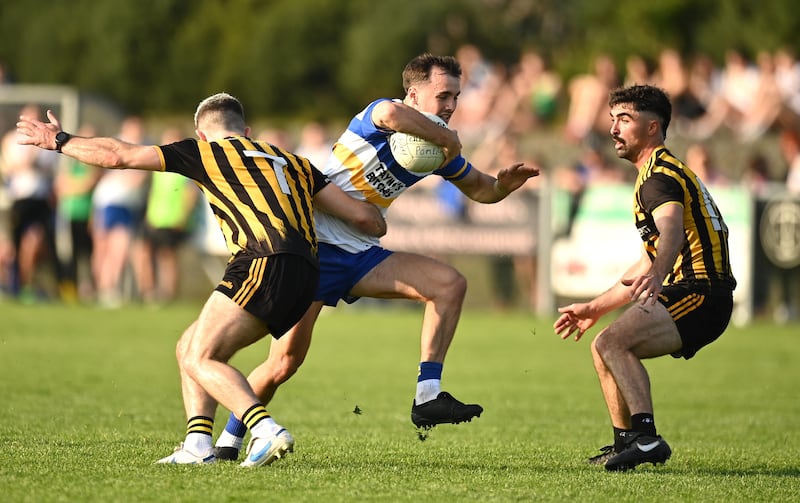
[{"x1": 55, "y1": 131, "x2": 71, "y2": 152}]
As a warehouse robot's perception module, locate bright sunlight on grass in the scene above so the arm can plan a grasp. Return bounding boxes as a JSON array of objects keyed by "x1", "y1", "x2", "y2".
[{"x1": 1, "y1": 302, "x2": 798, "y2": 502}]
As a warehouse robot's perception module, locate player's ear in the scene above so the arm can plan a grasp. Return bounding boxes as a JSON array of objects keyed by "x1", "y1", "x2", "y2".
[
  {"x1": 407, "y1": 86, "x2": 418, "y2": 107},
  {"x1": 196, "y1": 129, "x2": 207, "y2": 141},
  {"x1": 648, "y1": 118, "x2": 660, "y2": 137}
]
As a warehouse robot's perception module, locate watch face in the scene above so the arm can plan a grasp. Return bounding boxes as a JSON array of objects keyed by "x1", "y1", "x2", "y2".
[{"x1": 55, "y1": 132, "x2": 69, "y2": 151}]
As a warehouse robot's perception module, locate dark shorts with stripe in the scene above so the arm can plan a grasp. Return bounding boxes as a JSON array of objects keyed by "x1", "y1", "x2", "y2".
[
  {"x1": 657, "y1": 282, "x2": 734, "y2": 360},
  {"x1": 214, "y1": 252, "x2": 319, "y2": 338}
]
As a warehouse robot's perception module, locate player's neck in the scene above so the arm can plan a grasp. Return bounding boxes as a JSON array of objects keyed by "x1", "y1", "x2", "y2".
[{"x1": 633, "y1": 143, "x2": 664, "y2": 170}]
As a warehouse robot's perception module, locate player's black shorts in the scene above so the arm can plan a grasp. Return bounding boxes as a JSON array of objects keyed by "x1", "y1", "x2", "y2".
[
  {"x1": 10, "y1": 198, "x2": 53, "y2": 246},
  {"x1": 144, "y1": 226, "x2": 189, "y2": 249},
  {"x1": 657, "y1": 282, "x2": 733, "y2": 360},
  {"x1": 214, "y1": 252, "x2": 319, "y2": 338}
]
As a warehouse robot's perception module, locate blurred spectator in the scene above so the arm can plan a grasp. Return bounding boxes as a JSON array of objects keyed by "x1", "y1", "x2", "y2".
[
  {"x1": 740, "y1": 151, "x2": 773, "y2": 198},
  {"x1": 770, "y1": 129, "x2": 800, "y2": 323},
  {"x1": 0, "y1": 104, "x2": 61, "y2": 302},
  {"x1": 257, "y1": 127, "x2": 294, "y2": 150},
  {"x1": 679, "y1": 53, "x2": 724, "y2": 139},
  {"x1": 685, "y1": 143, "x2": 731, "y2": 186},
  {"x1": 575, "y1": 140, "x2": 629, "y2": 186},
  {"x1": 652, "y1": 49, "x2": 707, "y2": 129},
  {"x1": 91, "y1": 116, "x2": 151, "y2": 307},
  {"x1": 742, "y1": 152, "x2": 775, "y2": 318},
  {"x1": 774, "y1": 47, "x2": 800, "y2": 122},
  {"x1": 54, "y1": 123, "x2": 102, "y2": 302},
  {"x1": 0, "y1": 231, "x2": 12, "y2": 298},
  {"x1": 718, "y1": 49, "x2": 761, "y2": 127},
  {"x1": 509, "y1": 49, "x2": 562, "y2": 131},
  {"x1": 295, "y1": 121, "x2": 333, "y2": 168},
  {"x1": 505, "y1": 140, "x2": 543, "y2": 312},
  {"x1": 472, "y1": 132, "x2": 542, "y2": 310},
  {"x1": 737, "y1": 50, "x2": 786, "y2": 141},
  {"x1": 693, "y1": 48, "x2": 786, "y2": 141},
  {"x1": 563, "y1": 53, "x2": 619, "y2": 144},
  {"x1": 0, "y1": 62, "x2": 11, "y2": 84},
  {"x1": 779, "y1": 128, "x2": 800, "y2": 193},
  {"x1": 449, "y1": 43, "x2": 503, "y2": 150},
  {"x1": 550, "y1": 140, "x2": 628, "y2": 240},
  {"x1": 135, "y1": 127, "x2": 200, "y2": 304},
  {"x1": 624, "y1": 54, "x2": 653, "y2": 87}
]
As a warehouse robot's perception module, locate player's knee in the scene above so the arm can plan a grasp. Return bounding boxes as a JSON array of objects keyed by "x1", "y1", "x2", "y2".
[
  {"x1": 592, "y1": 329, "x2": 623, "y2": 360},
  {"x1": 175, "y1": 338, "x2": 188, "y2": 367},
  {"x1": 590, "y1": 337, "x2": 608, "y2": 370},
  {"x1": 174, "y1": 324, "x2": 195, "y2": 363},
  {"x1": 180, "y1": 353, "x2": 202, "y2": 380},
  {"x1": 433, "y1": 268, "x2": 467, "y2": 303},
  {"x1": 271, "y1": 354, "x2": 304, "y2": 384}
]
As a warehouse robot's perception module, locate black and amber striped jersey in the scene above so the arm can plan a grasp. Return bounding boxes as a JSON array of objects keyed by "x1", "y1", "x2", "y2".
[
  {"x1": 634, "y1": 147, "x2": 736, "y2": 290},
  {"x1": 155, "y1": 136, "x2": 329, "y2": 264}
]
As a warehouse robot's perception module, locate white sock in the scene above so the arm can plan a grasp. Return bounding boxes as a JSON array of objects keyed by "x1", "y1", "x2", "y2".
[
  {"x1": 214, "y1": 429, "x2": 244, "y2": 450},
  {"x1": 415, "y1": 379, "x2": 441, "y2": 404},
  {"x1": 184, "y1": 432, "x2": 213, "y2": 455}
]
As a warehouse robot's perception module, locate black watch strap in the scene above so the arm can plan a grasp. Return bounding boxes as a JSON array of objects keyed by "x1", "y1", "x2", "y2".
[{"x1": 55, "y1": 131, "x2": 71, "y2": 152}]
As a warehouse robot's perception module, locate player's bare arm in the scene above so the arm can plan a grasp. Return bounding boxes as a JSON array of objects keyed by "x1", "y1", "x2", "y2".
[
  {"x1": 555, "y1": 251, "x2": 652, "y2": 341},
  {"x1": 622, "y1": 202, "x2": 685, "y2": 305},
  {"x1": 372, "y1": 100, "x2": 461, "y2": 163},
  {"x1": 313, "y1": 184, "x2": 387, "y2": 237},
  {"x1": 17, "y1": 110, "x2": 162, "y2": 171},
  {"x1": 452, "y1": 163, "x2": 540, "y2": 204}
]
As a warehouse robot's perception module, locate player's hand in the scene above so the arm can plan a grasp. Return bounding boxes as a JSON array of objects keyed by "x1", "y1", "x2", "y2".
[
  {"x1": 440, "y1": 128, "x2": 462, "y2": 166},
  {"x1": 621, "y1": 274, "x2": 662, "y2": 305},
  {"x1": 16, "y1": 109, "x2": 62, "y2": 150},
  {"x1": 553, "y1": 303, "x2": 597, "y2": 341},
  {"x1": 495, "y1": 163, "x2": 540, "y2": 195}
]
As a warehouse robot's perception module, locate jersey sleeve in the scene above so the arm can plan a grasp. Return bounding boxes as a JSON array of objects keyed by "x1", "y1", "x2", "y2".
[
  {"x1": 309, "y1": 163, "x2": 331, "y2": 195},
  {"x1": 639, "y1": 172, "x2": 684, "y2": 212},
  {"x1": 156, "y1": 139, "x2": 204, "y2": 182}
]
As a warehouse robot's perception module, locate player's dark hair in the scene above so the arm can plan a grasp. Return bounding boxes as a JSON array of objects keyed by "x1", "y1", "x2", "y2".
[
  {"x1": 609, "y1": 84, "x2": 672, "y2": 136},
  {"x1": 194, "y1": 92, "x2": 246, "y2": 132},
  {"x1": 402, "y1": 53, "x2": 462, "y2": 92}
]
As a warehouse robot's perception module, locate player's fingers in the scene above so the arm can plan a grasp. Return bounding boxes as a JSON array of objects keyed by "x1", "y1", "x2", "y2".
[{"x1": 46, "y1": 109, "x2": 61, "y2": 129}]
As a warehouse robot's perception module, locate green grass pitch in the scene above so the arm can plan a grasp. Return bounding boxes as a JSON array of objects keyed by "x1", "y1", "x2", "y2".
[{"x1": 1, "y1": 301, "x2": 798, "y2": 502}]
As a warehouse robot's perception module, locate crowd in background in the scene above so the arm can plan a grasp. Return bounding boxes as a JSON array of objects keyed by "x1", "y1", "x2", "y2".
[{"x1": 1, "y1": 45, "x2": 799, "y2": 319}]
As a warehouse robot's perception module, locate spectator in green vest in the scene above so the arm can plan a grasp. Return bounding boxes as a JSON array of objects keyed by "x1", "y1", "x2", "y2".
[
  {"x1": 54, "y1": 123, "x2": 102, "y2": 302},
  {"x1": 137, "y1": 127, "x2": 200, "y2": 303}
]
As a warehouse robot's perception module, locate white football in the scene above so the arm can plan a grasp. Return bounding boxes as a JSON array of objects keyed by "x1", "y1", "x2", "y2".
[{"x1": 389, "y1": 112, "x2": 447, "y2": 174}]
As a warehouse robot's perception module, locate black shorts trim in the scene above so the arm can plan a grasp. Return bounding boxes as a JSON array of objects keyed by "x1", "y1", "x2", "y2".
[{"x1": 214, "y1": 253, "x2": 319, "y2": 338}]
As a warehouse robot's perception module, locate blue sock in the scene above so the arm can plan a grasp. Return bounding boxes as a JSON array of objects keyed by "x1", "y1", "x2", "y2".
[
  {"x1": 225, "y1": 411, "x2": 248, "y2": 437},
  {"x1": 214, "y1": 412, "x2": 248, "y2": 450},
  {"x1": 416, "y1": 362, "x2": 443, "y2": 404},
  {"x1": 418, "y1": 361, "x2": 443, "y2": 382}
]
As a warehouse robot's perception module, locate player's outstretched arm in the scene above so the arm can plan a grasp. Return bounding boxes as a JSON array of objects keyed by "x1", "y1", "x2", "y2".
[
  {"x1": 453, "y1": 162, "x2": 540, "y2": 204},
  {"x1": 17, "y1": 110, "x2": 161, "y2": 171},
  {"x1": 554, "y1": 250, "x2": 654, "y2": 341}
]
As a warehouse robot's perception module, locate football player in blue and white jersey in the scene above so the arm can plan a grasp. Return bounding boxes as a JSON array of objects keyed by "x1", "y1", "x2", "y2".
[{"x1": 214, "y1": 53, "x2": 539, "y2": 460}]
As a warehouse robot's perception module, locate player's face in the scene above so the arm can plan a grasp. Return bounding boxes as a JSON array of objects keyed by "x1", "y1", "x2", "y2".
[
  {"x1": 609, "y1": 103, "x2": 651, "y2": 162},
  {"x1": 409, "y1": 67, "x2": 460, "y2": 124}
]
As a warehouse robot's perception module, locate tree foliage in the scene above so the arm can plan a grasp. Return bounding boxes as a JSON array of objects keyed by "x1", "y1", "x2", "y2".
[{"x1": 1, "y1": 0, "x2": 798, "y2": 121}]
